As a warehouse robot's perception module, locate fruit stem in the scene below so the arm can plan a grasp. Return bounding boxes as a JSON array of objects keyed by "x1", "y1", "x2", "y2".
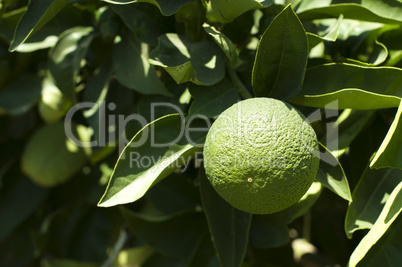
[
  {"x1": 228, "y1": 68, "x2": 253, "y2": 99},
  {"x1": 303, "y1": 211, "x2": 312, "y2": 242}
]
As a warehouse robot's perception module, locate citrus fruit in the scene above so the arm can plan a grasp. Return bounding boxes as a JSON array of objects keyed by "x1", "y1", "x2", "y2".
[{"x1": 203, "y1": 97, "x2": 320, "y2": 214}]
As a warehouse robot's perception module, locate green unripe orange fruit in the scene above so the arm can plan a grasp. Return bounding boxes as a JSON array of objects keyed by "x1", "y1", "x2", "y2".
[{"x1": 203, "y1": 98, "x2": 319, "y2": 214}]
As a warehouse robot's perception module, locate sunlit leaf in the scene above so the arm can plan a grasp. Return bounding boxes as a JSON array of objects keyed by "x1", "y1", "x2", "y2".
[
  {"x1": 48, "y1": 27, "x2": 95, "y2": 102},
  {"x1": 9, "y1": 0, "x2": 69, "y2": 51},
  {"x1": 252, "y1": 5, "x2": 308, "y2": 101},
  {"x1": 98, "y1": 114, "x2": 206, "y2": 207},
  {"x1": 345, "y1": 166, "x2": 402, "y2": 238},
  {"x1": 315, "y1": 143, "x2": 352, "y2": 202},
  {"x1": 206, "y1": 0, "x2": 273, "y2": 24},
  {"x1": 290, "y1": 63, "x2": 402, "y2": 110},
  {"x1": 348, "y1": 181, "x2": 402, "y2": 267},
  {"x1": 149, "y1": 33, "x2": 225, "y2": 86},
  {"x1": 297, "y1": 0, "x2": 402, "y2": 24},
  {"x1": 370, "y1": 101, "x2": 402, "y2": 170}
]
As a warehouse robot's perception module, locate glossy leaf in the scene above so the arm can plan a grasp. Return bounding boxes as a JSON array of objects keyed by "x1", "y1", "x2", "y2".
[
  {"x1": 42, "y1": 259, "x2": 98, "y2": 267},
  {"x1": 115, "y1": 246, "x2": 154, "y2": 266},
  {"x1": 348, "y1": 181, "x2": 402, "y2": 267},
  {"x1": 103, "y1": 0, "x2": 193, "y2": 15},
  {"x1": 252, "y1": 5, "x2": 308, "y2": 101},
  {"x1": 0, "y1": 75, "x2": 42, "y2": 115},
  {"x1": 98, "y1": 114, "x2": 205, "y2": 207},
  {"x1": 306, "y1": 15, "x2": 343, "y2": 49},
  {"x1": 356, "y1": 213, "x2": 402, "y2": 266},
  {"x1": 206, "y1": 0, "x2": 273, "y2": 24},
  {"x1": 188, "y1": 79, "x2": 240, "y2": 118},
  {"x1": 290, "y1": 64, "x2": 402, "y2": 110},
  {"x1": 345, "y1": 166, "x2": 402, "y2": 239},
  {"x1": 370, "y1": 101, "x2": 402, "y2": 170},
  {"x1": 120, "y1": 207, "x2": 206, "y2": 257},
  {"x1": 48, "y1": 27, "x2": 95, "y2": 102},
  {"x1": 9, "y1": 0, "x2": 69, "y2": 51},
  {"x1": 21, "y1": 122, "x2": 87, "y2": 187},
  {"x1": 149, "y1": 33, "x2": 225, "y2": 86},
  {"x1": 315, "y1": 143, "x2": 352, "y2": 202},
  {"x1": 113, "y1": 36, "x2": 172, "y2": 96},
  {"x1": 199, "y1": 168, "x2": 251, "y2": 267},
  {"x1": 297, "y1": 0, "x2": 402, "y2": 24},
  {"x1": 203, "y1": 23, "x2": 241, "y2": 67}
]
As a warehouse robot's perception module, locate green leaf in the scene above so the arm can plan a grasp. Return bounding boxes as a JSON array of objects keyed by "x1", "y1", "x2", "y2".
[
  {"x1": 249, "y1": 213, "x2": 289, "y2": 249},
  {"x1": 348, "y1": 181, "x2": 402, "y2": 267},
  {"x1": 306, "y1": 15, "x2": 343, "y2": 49},
  {"x1": 103, "y1": 0, "x2": 193, "y2": 16},
  {"x1": 9, "y1": 0, "x2": 69, "y2": 51},
  {"x1": 188, "y1": 79, "x2": 240, "y2": 118},
  {"x1": 0, "y1": 75, "x2": 43, "y2": 115},
  {"x1": 199, "y1": 168, "x2": 251, "y2": 267},
  {"x1": 322, "y1": 109, "x2": 375, "y2": 158},
  {"x1": 297, "y1": 0, "x2": 402, "y2": 24},
  {"x1": 112, "y1": 4, "x2": 168, "y2": 46},
  {"x1": 39, "y1": 78, "x2": 72, "y2": 124},
  {"x1": 345, "y1": 166, "x2": 402, "y2": 239},
  {"x1": 113, "y1": 36, "x2": 172, "y2": 96},
  {"x1": 48, "y1": 27, "x2": 95, "y2": 102},
  {"x1": 252, "y1": 5, "x2": 308, "y2": 101},
  {"x1": 98, "y1": 114, "x2": 205, "y2": 207},
  {"x1": 21, "y1": 122, "x2": 88, "y2": 187},
  {"x1": 120, "y1": 207, "x2": 207, "y2": 257},
  {"x1": 284, "y1": 181, "x2": 323, "y2": 223},
  {"x1": 188, "y1": 233, "x2": 220, "y2": 267},
  {"x1": 356, "y1": 212, "x2": 402, "y2": 266},
  {"x1": 316, "y1": 143, "x2": 352, "y2": 202},
  {"x1": 370, "y1": 101, "x2": 402, "y2": 170},
  {"x1": 203, "y1": 23, "x2": 241, "y2": 68},
  {"x1": 289, "y1": 64, "x2": 402, "y2": 110},
  {"x1": 206, "y1": 0, "x2": 273, "y2": 24},
  {"x1": 115, "y1": 246, "x2": 154, "y2": 267},
  {"x1": 149, "y1": 33, "x2": 225, "y2": 86}
]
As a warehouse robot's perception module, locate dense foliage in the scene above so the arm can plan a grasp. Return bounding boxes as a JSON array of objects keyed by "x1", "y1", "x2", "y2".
[{"x1": 1, "y1": 0, "x2": 402, "y2": 266}]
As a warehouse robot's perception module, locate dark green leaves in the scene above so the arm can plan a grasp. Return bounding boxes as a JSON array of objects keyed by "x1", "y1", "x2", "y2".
[
  {"x1": 149, "y1": 34, "x2": 225, "y2": 86},
  {"x1": 199, "y1": 168, "x2": 251, "y2": 267},
  {"x1": 98, "y1": 114, "x2": 205, "y2": 207},
  {"x1": 188, "y1": 79, "x2": 240, "y2": 118},
  {"x1": 103, "y1": 0, "x2": 193, "y2": 16},
  {"x1": 206, "y1": 0, "x2": 273, "y2": 24},
  {"x1": 21, "y1": 122, "x2": 87, "y2": 187},
  {"x1": 252, "y1": 5, "x2": 308, "y2": 100},
  {"x1": 9, "y1": 0, "x2": 69, "y2": 51},
  {"x1": 113, "y1": 36, "x2": 172, "y2": 96},
  {"x1": 0, "y1": 75, "x2": 43, "y2": 115}
]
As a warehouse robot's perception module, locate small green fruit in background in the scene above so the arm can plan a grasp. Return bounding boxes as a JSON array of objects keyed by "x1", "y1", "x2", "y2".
[{"x1": 203, "y1": 97, "x2": 320, "y2": 214}]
